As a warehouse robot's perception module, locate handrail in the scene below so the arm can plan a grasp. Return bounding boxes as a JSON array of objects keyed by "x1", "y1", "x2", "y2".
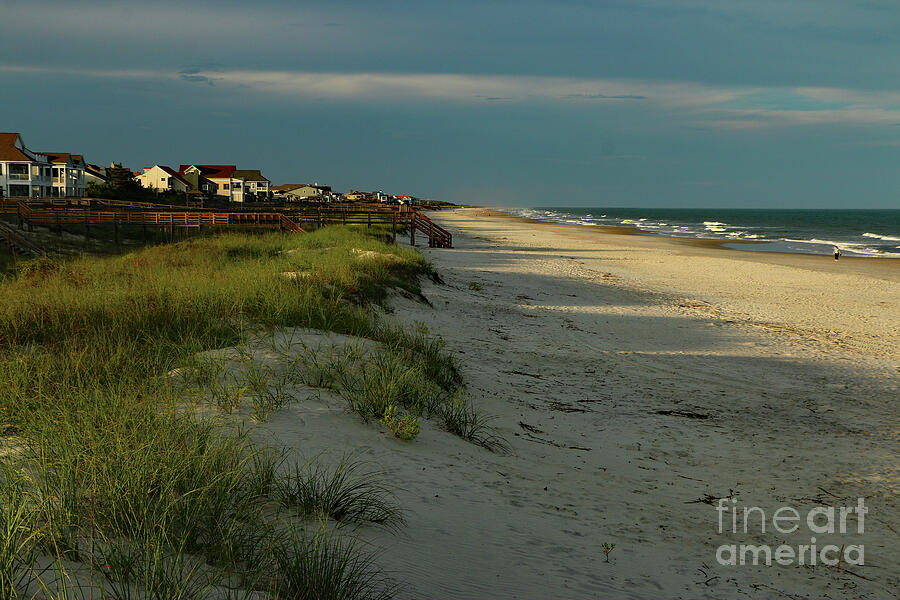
[
  {"x1": 409, "y1": 209, "x2": 452, "y2": 247},
  {"x1": 0, "y1": 221, "x2": 45, "y2": 257},
  {"x1": 279, "y1": 214, "x2": 305, "y2": 233},
  {"x1": 0, "y1": 201, "x2": 452, "y2": 247}
]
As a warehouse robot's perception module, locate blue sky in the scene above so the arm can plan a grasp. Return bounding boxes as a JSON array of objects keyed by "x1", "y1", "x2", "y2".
[{"x1": 3, "y1": 0, "x2": 900, "y2": 208}]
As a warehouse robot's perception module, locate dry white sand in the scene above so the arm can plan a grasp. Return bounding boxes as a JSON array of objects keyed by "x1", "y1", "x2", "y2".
[{"x1": 252, "y1": 208, "x2": 898, "y2": 599}]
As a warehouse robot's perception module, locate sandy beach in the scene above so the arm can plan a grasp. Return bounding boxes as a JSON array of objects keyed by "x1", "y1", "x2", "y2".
[{"x1": 252, "y1": 207, "x2": 898, "y2": 599}]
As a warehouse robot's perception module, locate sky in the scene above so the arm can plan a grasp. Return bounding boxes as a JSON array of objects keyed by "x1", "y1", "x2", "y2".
[{"x1": 2, "y1": 0, "x2": 900, "y2": 208}]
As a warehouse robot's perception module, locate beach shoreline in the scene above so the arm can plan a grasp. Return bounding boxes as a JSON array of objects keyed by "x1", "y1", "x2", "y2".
[
  {"x1": 473, "y1": 207, "x2": 900, "y2": 276},
  {"x1": 335, "y1": 206, "x2": 899, "y2": 598},
  {"x1": 493, "y1": 206, "x2": 900, "y2": 261}
]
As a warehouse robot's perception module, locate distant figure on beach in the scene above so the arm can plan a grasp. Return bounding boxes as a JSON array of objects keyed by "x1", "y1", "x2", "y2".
[{"x1": 833, "y1": 245, "x2": 842, "y2": 260}]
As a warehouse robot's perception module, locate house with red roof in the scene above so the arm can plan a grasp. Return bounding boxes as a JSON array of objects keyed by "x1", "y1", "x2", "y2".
[
  {"x1": 136, "y1": 165, "x2": 192, "y2": 193},
  {"x1": 0, "y1": 133, "x2": 53, "y2": 198}
]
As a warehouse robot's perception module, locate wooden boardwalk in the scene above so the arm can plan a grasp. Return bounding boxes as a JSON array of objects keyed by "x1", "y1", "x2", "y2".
[{"x1": 0, "y1": 199, "x2": 452, "y2": 248}]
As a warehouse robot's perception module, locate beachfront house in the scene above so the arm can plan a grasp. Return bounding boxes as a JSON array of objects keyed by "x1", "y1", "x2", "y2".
[
  {"x1": 271, "y1": 183, "x2": 301, "y2": 197},
  {"x1": 84, "y1": 163, "x2": 109, "y2": 186},
  {"x1": 0, "y1": 133, "x2": 54, "y2": 198},
  {"x1": 180, "y1": 165, "x2": 245, "y2": 202},
  {"x1": 233, "y1": 169, "x2": 270, "y2": 201},
  {"x1": 39, "y1": 152, "x2": 87, "y2": 197},
  {"x1": 178, "y1": 169, "x2": 215, "y2": 198},
  {"x1": 343, "y1": 190, "x2": 370, "y2": 202},
  {"x1": 136, "y1": 165, "x2": 192, "y2": 193},
  {"x1": 274, "y1": 183, "x2": 332, "y2": 201}
]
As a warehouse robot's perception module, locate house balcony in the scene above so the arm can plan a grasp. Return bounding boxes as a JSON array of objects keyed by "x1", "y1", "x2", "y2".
[{"x1": 9, "y1": 173, "x2": 30, "y2": 181}]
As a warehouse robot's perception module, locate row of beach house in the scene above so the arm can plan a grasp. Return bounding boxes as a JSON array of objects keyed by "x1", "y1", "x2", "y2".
[{"x1": 1, "y1": 132, "x2": 418, "y2": 205}]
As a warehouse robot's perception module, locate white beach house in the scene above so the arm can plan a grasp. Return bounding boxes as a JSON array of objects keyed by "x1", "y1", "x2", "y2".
[
  {"x1": 0, "y1": 133, "x2": 53, "y2": 198},
  {"x1": 233, "y1": 169, "x2": 270, "y2": 201},
  {"x1": 40, "y1": 152, "x2": 87, "y2": 197},
  {"x1": 136, "y1": 165, "x2": 192, "y2": 193}
]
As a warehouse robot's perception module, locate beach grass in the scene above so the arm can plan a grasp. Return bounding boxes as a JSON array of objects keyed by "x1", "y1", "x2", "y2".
[{"x1": 0, "y1": 225, "x2": 483, "y2": 597}]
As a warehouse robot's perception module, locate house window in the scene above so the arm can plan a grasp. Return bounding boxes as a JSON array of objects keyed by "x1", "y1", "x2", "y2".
[
  {"x1": 223, "y1": 184, "x2": 229, "y2": 190},
  {"x1": 31, "y1": 165, "x2": 40, "y2": 176},
  {"x1": 233, "y1": 182, "x2": 242, "y2": 190}
]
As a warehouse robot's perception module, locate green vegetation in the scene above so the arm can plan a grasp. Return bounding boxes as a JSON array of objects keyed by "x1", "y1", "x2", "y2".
[
  {"x1": 277, "y1": 454, "x2": 403, "y2": 530},
  {"x1": 0, "y1": 225, "x2": 498, "y2": 598}
]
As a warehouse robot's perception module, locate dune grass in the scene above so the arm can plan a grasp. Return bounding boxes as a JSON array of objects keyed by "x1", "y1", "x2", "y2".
[
  {"x1": 0, "y1": 225, "x2": 492, "y2": 598},
  {"x1": 277, "y1": 454, "x2": 403, "y2": 530}
]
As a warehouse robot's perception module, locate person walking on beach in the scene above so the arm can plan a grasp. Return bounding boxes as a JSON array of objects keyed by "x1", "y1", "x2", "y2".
[{"x1": 833, "y1": 245, "x2": 842, "y2": 260}]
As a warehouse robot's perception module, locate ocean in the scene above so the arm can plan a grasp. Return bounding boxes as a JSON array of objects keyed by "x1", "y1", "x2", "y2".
[{"x1": 506, "y1": 207, "x2": 900, "y2": 258}]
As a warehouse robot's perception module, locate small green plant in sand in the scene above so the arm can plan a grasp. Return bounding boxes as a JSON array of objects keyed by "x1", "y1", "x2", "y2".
[
  {"x1": 601, "y1": 542, "x2": 616, "y2": 563},
  {"x1": 272, "y1": 523, "x2": 397, "y2": 600},
  {"x1": 468, "y1": 281, "x2": 482, "y2": 291},
  {"x1": 276, "y1": 454, "x2": 403, "y2": 530},
  {"x1": 245, "y1": 360, "x2": 294, "y2": 421},
  {"x1": 381, "y1": 404, "x2": 420, "y2": 440}
]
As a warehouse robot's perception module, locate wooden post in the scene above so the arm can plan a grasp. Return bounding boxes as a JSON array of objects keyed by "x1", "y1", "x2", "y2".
[
  {"x1": 391, "y1": 212, "x2": 396, "y2": 244},
  {"x1": 429, "y1": 221, "x2": 434, "y2": 248},
  {"x1": 409, "y1": 213, "x2": 415, "y2": 246},
  {"x1": 342, "y1": 209, "x2": 346, "y2": 225},
  {"x1": 113, "y1": 214, "x2": 119, "y2": 245},
  {"x1": 84, "y1": 208, "x2": 90, "y2": 241},
  {"x1": 367, "y1": 211, "x2": 371, "y2": 228}
]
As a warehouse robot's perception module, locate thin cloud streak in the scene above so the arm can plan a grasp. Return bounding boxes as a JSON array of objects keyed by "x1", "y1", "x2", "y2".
[{"x1": 3, "y1": 64, "x2": 900, "y2": 128}]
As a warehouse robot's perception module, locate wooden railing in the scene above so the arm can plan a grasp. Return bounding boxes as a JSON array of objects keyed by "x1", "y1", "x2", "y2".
[
  {"x1": 1, "y1": 201, "x2": 290, "y2": 229},
  {"x1": 0, "y1": 200, "x2": 452, "y2": 248},
  {"x1": 0, "y1": 220, "x2": 45, "y2": 257},
  {"x1": 409, "y1": 210, "x2": 453, "y2": 248}
]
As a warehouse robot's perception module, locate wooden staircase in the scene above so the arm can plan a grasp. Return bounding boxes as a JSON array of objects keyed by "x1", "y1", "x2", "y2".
[
  {"x1": 409, "y1": 210, "x2": 452, "y2": 248},
  {"x1": 0, "y1": 221, "x2": 45, "y2": 257}
]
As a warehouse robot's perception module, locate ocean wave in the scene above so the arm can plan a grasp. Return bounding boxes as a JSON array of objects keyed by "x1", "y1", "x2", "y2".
[
  {"x1": 781, "y1": 238, "x2": 900, "y2": 256},
  {"x1": 784, "y1": 238, "x2": 866, "y2": 247},
  {"x1": 503, "y1": 208, "x2": 900, "y2": 257},
  {"x1": 862, "y1": 232, "x2": 900, "y2": 242}
]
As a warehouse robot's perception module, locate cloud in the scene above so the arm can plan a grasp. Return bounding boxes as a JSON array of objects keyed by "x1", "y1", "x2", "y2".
[
  {"x1": 178, "y1": 64, "x2": 225, "y2": 86},
  {"x1": 564, "y1": 93, "x2": 647, "y2": 100},
  {"x1": 180, "y1": 63, "x2": 225, "y2": 75},
  {"x1": 3, "y1": 63, "x2": 899, "y2": 129},
  {"x1": 179, "y1": 74, "x2": 216, "y2": 86}
]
